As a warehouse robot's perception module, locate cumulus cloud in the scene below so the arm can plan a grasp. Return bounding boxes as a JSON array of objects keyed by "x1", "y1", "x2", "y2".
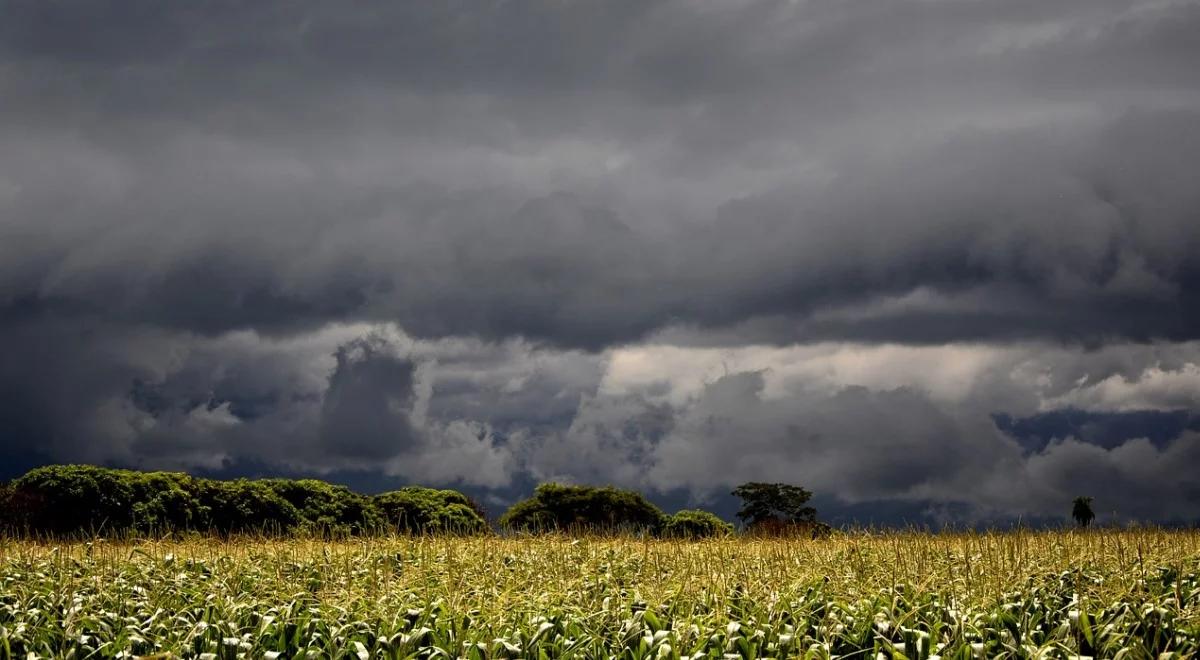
[
  {"x1": 1044, "y1": 363, "x2": 1200, "y2": 412},
  {"x1": 529, "y1": 341, "x2": 1200, "y2": 522},
  {"x1": 0, "y1": 322, "x2": 521, "y2": 488},
  {"x1": 364, "y1": 336, "x2": 1200, "y2": 523},
  {"x1": 2, "y1": 314, "x2": 1200, "y2": 521}
]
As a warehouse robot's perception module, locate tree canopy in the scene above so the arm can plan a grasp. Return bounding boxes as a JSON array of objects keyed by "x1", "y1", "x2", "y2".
[
  {"x1": 374, "y1": 487, "x2": 488, "y2": 535},
  {"x1": 731, "y1": 482, "x2": 817, "y2": 528},
  {"x1": 499, "y1": 483, "x2": 666, "y2": 534},
  {"x1": 2, "y1": 465, "x2": 768, "y2": 541}
]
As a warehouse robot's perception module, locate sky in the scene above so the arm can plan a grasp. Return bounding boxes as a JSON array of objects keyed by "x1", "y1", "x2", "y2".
[{"x1": 2, "y1": 0, "x2": 1200, "y2": 526}]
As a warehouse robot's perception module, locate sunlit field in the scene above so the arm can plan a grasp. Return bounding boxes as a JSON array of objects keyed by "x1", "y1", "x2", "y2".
[{"x1": 1, "y1": 529, "x2": 1198, "y2": 658}]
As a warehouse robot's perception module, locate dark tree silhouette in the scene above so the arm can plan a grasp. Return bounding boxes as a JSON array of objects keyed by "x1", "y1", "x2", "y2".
[
  {"x1": 1072, "y1": 496, "x2": 1095, "y2": 528},
  {"x1": 732, "y1": 482, "x2": 817, "y2": 528}
]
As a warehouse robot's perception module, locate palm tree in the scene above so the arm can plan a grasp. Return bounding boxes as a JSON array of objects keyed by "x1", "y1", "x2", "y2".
[{"x1": 1072, "y1": 496, "x2": 1095, "y2": 528}]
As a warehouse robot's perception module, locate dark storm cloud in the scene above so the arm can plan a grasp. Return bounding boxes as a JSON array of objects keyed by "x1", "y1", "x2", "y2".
[
  {"x1": 3, "y1": 0, "x2": 1200, "y2": 524},
  {"x1": 318, "y1": 336, "x2": 421, "y2": 460},
  {"x1": 0, "y1": 321, "x2": 501, "y2": 484},
  {"x1": 3, "y1": 113, "x2": 1199, "y2": 347},
  {"x1": 422, "y1": 339, "x2": 604, "y2": 436},
  {"x1": 2, "y1": 0, "x2": 1200, "y2": 347}
]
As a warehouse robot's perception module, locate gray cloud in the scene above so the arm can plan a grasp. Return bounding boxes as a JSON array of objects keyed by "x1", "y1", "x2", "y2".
[
  {"x1": 2, "y1": 315, "x2": 1200, "y2": 522},
  {"x1": 527, "y1": 359, "x2": 1200, "y2": 523},
  {"x1": 318, "y1": 336, "x2": 421, "y2": 460},
  {"x1": 3, "y1": 0, "x2": 1200, "y2": 523},
  {"x1": 2, "y1": 0, "x2": 1199, "y2": 347},
  {"x1": 4, "y1": 112, "x2": 1199, "y2": 347},
  {"x1": 0, "y1": 322, "x2": 519, "y2": 487}
]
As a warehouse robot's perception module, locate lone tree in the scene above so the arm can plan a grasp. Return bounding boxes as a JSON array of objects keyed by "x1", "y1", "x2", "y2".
[
  {"x1": 1072, "y1": 496, "x2": 1095, "y2": 528},
  {"x1": 732, "y1": 482, "x2": 819, "y2": 534}
]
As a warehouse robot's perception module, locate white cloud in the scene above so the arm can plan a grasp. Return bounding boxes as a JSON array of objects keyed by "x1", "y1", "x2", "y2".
[{"x1": 1044, "y1": 363, "x2": 1200, "y2": 411}]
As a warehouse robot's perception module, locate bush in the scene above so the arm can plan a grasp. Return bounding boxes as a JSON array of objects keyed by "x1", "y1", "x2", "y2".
[
  {"x1": 499, "y1": 483, "x2": 666, "y2": 534},
  {"x1": 0, "y1": 482, "x2": 15, "y2": 530},
  {"x1": 745, "y1": 518, "x2": 833, "y2": 539},
  {"x1": 662, "y1": 509, "x2": 734, "y2": 539},
  {"x1": 128, "y1": 471, "x2": 206, "y2": 532},
  {"x1": 261, "y1": 479, "x2": 382, "y2": 535},
  {"x1": 195, "y1": 479, "x2": 303, "y2": 534},
  {"x1": 12, "y1": 465, "x2": 142, "y2": 534},
  {"x1": 373, "y1": 488, "x2": 489, "y2": 535}
]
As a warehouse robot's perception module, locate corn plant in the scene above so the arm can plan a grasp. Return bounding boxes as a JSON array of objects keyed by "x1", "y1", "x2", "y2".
[{"x1": 1, "y1": 529, "x2": 1198, "y2": 658}]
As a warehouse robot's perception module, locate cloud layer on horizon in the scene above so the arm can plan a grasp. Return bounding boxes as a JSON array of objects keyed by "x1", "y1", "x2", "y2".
[{"x1": 4, "y1": 319, "x2": 1200, "y2": 523}]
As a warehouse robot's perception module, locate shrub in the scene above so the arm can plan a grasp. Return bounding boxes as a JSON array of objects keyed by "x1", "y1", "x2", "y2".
[
  {"x1": 0, "y1": 482, "x2": 15, "y2": 530},
  {"x1": 11, "y1": 465, "x2": 142, "y2": 534},
  {"x1": 373, "y1": 487, "x2": 489, "y2": 535},
  {"x1": 128, "y1": 471, "x2": 206, "y2": 532},
  {"x1": 745, "y1": 518, "x2": 833, "y2": 539},
  {"x1": 499, "y1": 483, "x2": 666, "y2": 534},
  {"x1": 662, "y1": 509, "x2": 734, "y2": 539},
  {"x1": 261, "y1": 479, "x2": 382, "y2": 535},
  {"x1": 196, "y1": 479, "x2": 303, "y2": 534}
]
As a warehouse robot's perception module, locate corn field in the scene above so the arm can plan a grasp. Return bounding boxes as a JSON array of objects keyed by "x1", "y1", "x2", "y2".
[{"x1": 1, "y1": 529, "x2": 1198, "y2": 659}]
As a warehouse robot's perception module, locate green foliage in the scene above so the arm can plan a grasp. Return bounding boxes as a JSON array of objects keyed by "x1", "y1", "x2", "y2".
[
  {"x1": 128, "y1": 471, "x2": 206, "y2": 532},
  {"x1": 0, "y1": 482, "x2": 14, "y2": 530},
  {"x1": 195, "y1": 479, "x2": 304, "y2": 534},
  {"x1": 662, "y1": 509, "x2": 733, "y2": 539},
  {"x1": 2, "y1": 465, "x2": 483, "y2": 537},
  {"x1": 373, "y1": 487, "x2": 489, "y2": 535},
  {"x1": 4, "y1": 466, "x2": 789, "y2": 542},
  {"x1": 261, "y1": 478, "x2": 383, "y2": 534},
  {"x1": 499, "y1": 482, "x2": 666, "y2": 534},
  {"x1": 731, "y1": 481, "x2": 817, "y2": 529},
  {"x1": 12, "y1": 465, "x2": 142, "y2": 534}
]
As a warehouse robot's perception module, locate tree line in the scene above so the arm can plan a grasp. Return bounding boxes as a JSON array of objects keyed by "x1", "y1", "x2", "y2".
[
  {"x1": 0, "y1": 465, "x2": 826, "y2": 538},
  {"x1": 0, "y1": 465, "x2": 488, "y2": 537}
]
